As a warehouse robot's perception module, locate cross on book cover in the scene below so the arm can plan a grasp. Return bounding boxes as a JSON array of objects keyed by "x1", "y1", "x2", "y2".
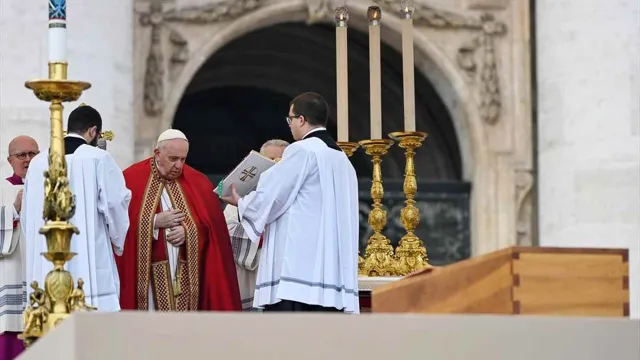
[{"x1": 216, "y1": 150, "x2": 276, "y2": 199}]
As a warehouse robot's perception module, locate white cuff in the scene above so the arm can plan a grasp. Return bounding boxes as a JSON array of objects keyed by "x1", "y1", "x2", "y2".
[
  {"x1": 153, "y1": 214, "x2": 159, "y2": 240},
  {"x1": 12, "y1": 205, "x2": 19, "y2": 221}
]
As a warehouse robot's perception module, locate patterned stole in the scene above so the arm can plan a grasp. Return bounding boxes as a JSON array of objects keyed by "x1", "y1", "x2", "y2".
[{"x1": 136, "y1": 160, "x2": 200, "y2": 311}]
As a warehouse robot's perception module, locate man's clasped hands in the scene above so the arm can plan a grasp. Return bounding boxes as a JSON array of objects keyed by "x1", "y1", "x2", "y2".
[{"x1": 154, "y1": 209, "x2": 187, "y2": 246}]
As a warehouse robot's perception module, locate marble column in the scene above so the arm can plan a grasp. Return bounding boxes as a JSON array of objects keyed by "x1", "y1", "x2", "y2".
[{"x1": 536, "y1": 0, "x2": 640, "y2": 318}]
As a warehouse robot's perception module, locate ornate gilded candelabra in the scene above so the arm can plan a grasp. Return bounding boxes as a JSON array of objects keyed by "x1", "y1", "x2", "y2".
[
  {"x1": 18, "y1": 61, "x2": 96, "y2": 347},
  {"x1": 389, "y1": 131, "x2": 432, "y2": 275},
  {"x1": 358, "y1": 139, "x2": 397, "y2": 276}
]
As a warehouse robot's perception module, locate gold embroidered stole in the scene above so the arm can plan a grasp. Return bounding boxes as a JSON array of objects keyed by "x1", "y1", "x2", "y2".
[{"x1": 136, "y1": 160, "x2": 200, "y2": 311}]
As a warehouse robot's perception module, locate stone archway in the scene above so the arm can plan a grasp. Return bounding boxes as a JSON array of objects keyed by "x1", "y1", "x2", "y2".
[
  {"x1": 173, "y1": 21, "x2": 463, "y2": 182},
  {"x1": 133, "y1": 0, "x2": 535, "y2": 257}
]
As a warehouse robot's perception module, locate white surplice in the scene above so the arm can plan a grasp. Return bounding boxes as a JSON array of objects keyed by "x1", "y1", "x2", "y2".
[
  {"x1": 223, "y1": 204, "x2": 261, "y2": 311},
  {"x1": 21, "y1": 144, "x2": 131, "y2": 312},
  {"x1": 0, "y1": 181, "x2": 25, "y2": 333},
  {"x1": 238, "y1": 137, "x2": 360, "y2": 314}
]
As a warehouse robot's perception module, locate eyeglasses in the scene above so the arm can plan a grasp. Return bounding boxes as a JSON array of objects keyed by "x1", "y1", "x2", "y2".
[
  {"x1": 285, "y1": 115, "x2": 302, "y2": 125},
  {"x1": 11, "y1": 151, "x2": 39, "y2": 160}
]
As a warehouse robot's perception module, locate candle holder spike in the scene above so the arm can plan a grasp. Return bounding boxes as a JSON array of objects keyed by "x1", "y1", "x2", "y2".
[
  {"x1": 18, "y1": 61, "x2": 96, "y2": 348},
  {"x1": 389, "y1": 131, "x2": 432, "y2": 276},
  {"x1": 334, "y1": 6, "x2": 349, "y2": 26},
  {"x1": 358, "y1": 139, "x2": 397, "y2": 276},
  {"x1": 367, "y1": 6, "x2": 382, "y2": 23},
  {"x1": 400, "y1": 0, "x2": 415, "y2": 17}
]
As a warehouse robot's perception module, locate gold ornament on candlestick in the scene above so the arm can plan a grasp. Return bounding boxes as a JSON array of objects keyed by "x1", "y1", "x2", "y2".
[
  {"x1": 358, "y1": 139, "x2": 397, "y2": 276},
  {"x1": 389, "y1": 131, "x2": 432, "y2": 275},
  {"x1": 101, "y1": 130, "x2": 114, "y2": 141},
  {"x1": 18, "y1": 61, "x2": 95, "y2": 347},
  {"x1": 62, "y1": 130, "x2": 115, "y2": 140},
  {"x1": 337, "y1": 141, "x2": 359, "y2": 157}
]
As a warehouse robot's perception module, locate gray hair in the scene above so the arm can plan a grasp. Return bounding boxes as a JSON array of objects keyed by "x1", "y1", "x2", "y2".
[{"x1": 260, "y1": 139, "x2": 289, "y2": 154}]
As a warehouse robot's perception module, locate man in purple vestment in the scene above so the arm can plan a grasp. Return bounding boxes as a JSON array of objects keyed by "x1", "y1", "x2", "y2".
[
  {"x1": 5, "y1": 136, "x2": 39, "y2": 185},
  {"x1": 1, "y1": 135, "x2": 39, "y2": 360}
]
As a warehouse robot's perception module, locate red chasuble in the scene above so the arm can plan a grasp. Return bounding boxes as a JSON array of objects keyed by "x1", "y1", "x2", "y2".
[{"x1": 116, "y1": 158, "x2": 241, "y2": 311}]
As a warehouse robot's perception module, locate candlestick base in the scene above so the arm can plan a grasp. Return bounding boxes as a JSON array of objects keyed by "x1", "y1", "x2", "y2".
[
  {"x1": 336, "y1": 141, "x2": 360, "y2": 157},
  {"x1": 388, "y1": 131, "x2": 432, "y2": 275},
  {"x1": 358, "y1": 139, "x2": 398, "y2": 276}
]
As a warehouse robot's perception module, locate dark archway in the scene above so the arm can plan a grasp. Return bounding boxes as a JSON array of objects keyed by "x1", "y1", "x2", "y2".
[{"x1": 173, "y1": 22, "x2": 470, "y2": 265}]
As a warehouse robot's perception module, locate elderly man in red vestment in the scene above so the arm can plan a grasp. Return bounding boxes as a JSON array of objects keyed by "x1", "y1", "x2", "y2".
[{"x1": 116, "y1": 129, "x2": 241, "y2": 311}]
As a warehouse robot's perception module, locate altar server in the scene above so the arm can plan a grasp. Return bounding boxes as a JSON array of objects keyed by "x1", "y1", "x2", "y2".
[
  {"x1": 223, "y1": 92, "x2": 360, "y2": 313},
  {"x1": 22, "y1": 104, "x2": 131, "y2": 312}
]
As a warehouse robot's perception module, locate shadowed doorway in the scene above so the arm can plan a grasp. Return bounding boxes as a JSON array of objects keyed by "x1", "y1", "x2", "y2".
[{"x1": 172, "y1": 22, "x2": 471, "y2": 265}]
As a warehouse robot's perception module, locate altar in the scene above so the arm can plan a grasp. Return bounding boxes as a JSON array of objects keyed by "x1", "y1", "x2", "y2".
[{"x1": 358, "y1": 276, "x2": 402, "y2": 312}]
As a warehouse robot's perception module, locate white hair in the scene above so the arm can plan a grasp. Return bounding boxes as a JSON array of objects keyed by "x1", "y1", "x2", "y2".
[{"x1": 260, "y1": 139, "x2": 289, "y2": 154}]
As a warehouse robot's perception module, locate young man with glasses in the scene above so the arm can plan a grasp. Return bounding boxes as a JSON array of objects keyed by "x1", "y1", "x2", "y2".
[{"x1": 222, "y1": 92, "x2": 360, "y2": 314}]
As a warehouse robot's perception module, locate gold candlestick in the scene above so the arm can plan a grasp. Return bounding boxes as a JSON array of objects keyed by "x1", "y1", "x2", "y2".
[
  {"x1": 389, "y1": 131, "x2": 432, "y2": 275},
  {"x1": 358, "y1": 139, "x2": 397, "y2": 276},
  {"x1": 19, "y1": 61, "x2": 95, "y2": 347}
]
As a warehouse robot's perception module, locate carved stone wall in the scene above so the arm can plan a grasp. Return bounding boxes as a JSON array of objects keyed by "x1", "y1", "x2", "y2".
[{"x1": 133, "y1": 0, "x2": 534, "y2": 256}]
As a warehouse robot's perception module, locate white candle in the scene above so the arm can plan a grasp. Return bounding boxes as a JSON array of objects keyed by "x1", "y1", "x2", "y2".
[
  {"x1": 368, "y1": 7, "x2": 382, "y2": 140},
  {"x1": 401, "y1": 1, "x2": 416, "y2": 132},
  {"x1": 335, "y1": 6, "x2": 349, "y2": 142},
  {"x1": 48, "y1": 0, "x2": 67, "y2": 62}
]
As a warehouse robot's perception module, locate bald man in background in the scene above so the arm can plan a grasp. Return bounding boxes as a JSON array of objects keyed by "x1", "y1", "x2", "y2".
[
  {"x1": 5, "y1": 135, "x2": 39, "y2": 185},
  {"x1": 1, "y1": 135, "x2": 38, "y2": 359}
]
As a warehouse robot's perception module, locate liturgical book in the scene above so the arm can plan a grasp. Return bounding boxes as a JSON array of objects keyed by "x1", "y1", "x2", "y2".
[{"x1": 217, "y1": 150, "x2": 275, "y2": 199}]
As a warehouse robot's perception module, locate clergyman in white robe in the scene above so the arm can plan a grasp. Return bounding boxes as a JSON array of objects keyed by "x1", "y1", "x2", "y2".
[
  {"x1": 21, "y1": 143, "x2": 131, "y2": 312},
  {"x1": 237, "y1": 137, "x2": 360, "y2": 314},
  {"x1": 0, "y1": 181, "x2": 25, "y2": 346}
]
